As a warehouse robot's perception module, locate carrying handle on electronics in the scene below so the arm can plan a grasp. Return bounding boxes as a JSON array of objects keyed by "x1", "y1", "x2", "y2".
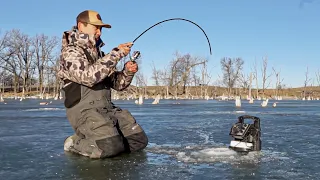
[{"x1": 237, "y1": 115, "x2": 260, "y2": 127}]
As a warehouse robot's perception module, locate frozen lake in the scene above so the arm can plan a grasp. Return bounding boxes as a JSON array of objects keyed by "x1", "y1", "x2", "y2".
[{"x1": 0, "y1": 98, "x2": 319, "y2": 180}]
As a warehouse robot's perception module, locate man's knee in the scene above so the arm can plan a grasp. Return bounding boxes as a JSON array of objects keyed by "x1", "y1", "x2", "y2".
[
  {"x1": 116, "y1": 109, "x2": 145, "y2": 135},
  {"x1": 114, "y1": 109, "x2": 149, "y2": 151},
  {"x1": 95, "y1": 135, "x2": 126, "y2": 158},
  {"x1": 126, "y1": 129, "x2": 148, "y2": 152}
]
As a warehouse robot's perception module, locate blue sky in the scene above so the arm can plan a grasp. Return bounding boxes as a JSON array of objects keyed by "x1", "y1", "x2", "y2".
[{"x1": 1, "y1": 0, "x2": 319, "y2": 88}]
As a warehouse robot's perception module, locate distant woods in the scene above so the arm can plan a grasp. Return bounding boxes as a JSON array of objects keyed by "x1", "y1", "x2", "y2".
[
  {"x1": 1, "y1": 29, "x2": 319, "y2": 99},
  {"x1": 144, "y1": 53, "x2": 319, "y2": 99},
  {"x1": 148, "y1": 52, "x2": 209, "y2": 99},
  {"x1": 0, "y1": 29, "x2": 60, "y2": 98}
]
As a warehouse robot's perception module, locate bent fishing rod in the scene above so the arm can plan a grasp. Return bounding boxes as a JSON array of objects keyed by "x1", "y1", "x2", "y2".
[{"x1": 129, "y1": 18, "x2": 212, "y2": 61}]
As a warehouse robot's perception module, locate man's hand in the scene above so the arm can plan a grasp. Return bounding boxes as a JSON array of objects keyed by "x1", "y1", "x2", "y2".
[
  {"x1": 118, "y1": 42, "x2": 133, "y2": 56},
  {"x1": 125, "y1": 61, "x2": 138, "y2": 74}
]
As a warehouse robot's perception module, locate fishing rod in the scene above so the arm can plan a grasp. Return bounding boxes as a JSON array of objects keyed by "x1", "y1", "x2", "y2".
[{"x1": 129, "y1": 18, "x2": 212, "y2": 62}]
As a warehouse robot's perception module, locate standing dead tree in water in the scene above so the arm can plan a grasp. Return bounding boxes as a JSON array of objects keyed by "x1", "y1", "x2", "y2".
[
  {"x1": 154, "y1": 55, "x2": 177, "y2": 97},
  {"x1": 158, "y1": 52, "x2": 206, "y2": 98},
  {"x1": 151, "y1": 61, "x2": 160, "y2": 86},
  {"x1": 151, "y1": 61, "x2": 162, "y2": 95},
  {"x1": 303, "y1": 66, "x2": 311, "y2": 99},
  {"x1": 191, "y1": 68, "x2": 201, "y2": 86},
  {"x1": 131, "y1": 55, "x2": 147, "y2": 98},
  {"x1": 158, "y1": 69, "x2": 172, "y2": 98},
  {"x1": 134, "y1": 71, "x2": 148, "y2": 98},
  {"x1": 316, "y1": 69, "x2": 320, "y2": 86},
  {"x1": 190, "y1": 67, "x2": 201, "y2": 97},
  {"x1": 199, "y1": 61, "x2": 212, "y2": 98},
  {"x1": 174, "y1": 52, "x2": 207, "y2": 97},
  {"x1": 167, "y1": 52, "x2": 181, "y2": 88},
  {"x1": 238, "y1": 72, "x2": 251, "y2": 96},
  {"x1": 272, "y1": 67, "x2": 284, "y2": 99},
  {"x1": 253, "y1": 59, "x2": 259, "y2": 99},
  {"x1": 178, "y1": 54, "x2": 207, "y2": 95},
  {"x1": 220, "y1": 57, "x2": 244, "y2": 97},
  {"x1": 33, "y1": 34, "x2": 58, "y2": 98},
  {"x1": 261, "y1": 56, "x2": 272, "y2": 98}
]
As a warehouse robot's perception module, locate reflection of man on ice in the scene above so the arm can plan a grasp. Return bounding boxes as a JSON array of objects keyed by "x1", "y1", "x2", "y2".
[{"x1": 57, "y1": 10, "x2": 148, "y2": 158}]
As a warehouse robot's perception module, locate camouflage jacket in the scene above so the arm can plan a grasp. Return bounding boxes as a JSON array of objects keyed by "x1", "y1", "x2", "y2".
[{"x1": 57, "y1": 26, "x2": 135, "y2": 91}]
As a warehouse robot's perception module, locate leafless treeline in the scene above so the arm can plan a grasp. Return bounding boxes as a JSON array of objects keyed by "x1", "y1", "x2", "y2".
[
  {"x1": 140, "y1": 53, "x2": 320, "y2": 99},
  {"x1": 218, "y1": 56, "x2": 319, "y2": 99},
  {"x1": 1, "y1": 29, "x2": 319, "y2": 99},
  {"x1": 0, "y1": 29, "x2": 60, "y2": 98},
  {"x1": 144, "y1": 51, "x2": 210, "y2": 98}
]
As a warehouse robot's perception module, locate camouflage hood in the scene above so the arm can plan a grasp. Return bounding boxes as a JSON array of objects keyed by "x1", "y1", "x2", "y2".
[
  {"x1": 58, "y1": 26, "x2": 130, "y2": 88},
  {"x1": 61, "y1": 26, "x2": 105, "y2": 57}
]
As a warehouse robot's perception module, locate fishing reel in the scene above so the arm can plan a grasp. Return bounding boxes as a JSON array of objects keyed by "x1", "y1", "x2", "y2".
[
  {"x1": 229, "y1": 115, "x2": 261, "y2": 153},
  {"x1": 130, "y1": 51, "x2": 141, "y2": 62}
]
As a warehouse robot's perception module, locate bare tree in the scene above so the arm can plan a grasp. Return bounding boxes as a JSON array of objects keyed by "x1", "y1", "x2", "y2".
[
  {"x1": 158, "y1": 69, "x2": 170, "y2": 98},
  {"x1": 316, "y1": 69, "x2": 320, "y2": 86},
  {"x1": 0, "y1": 68, "x2": 14, "y2": 92},
  {"x1": 238, "y1": 72, "x2": 251, "y2": 95},
  {"x1": 134, "y1": 70, "x2": 148, "y2": 97},
  {"x1": 191, "y1": 67, "x2": 201, "y2": 86},
  {"x1": 0, "y1": 31, "x2": 9, "y2": 95},
  {"x1": 248, "y1": 72, "x2": 253, "y2": 99},
  {"x1": 150, "y1": 61, "x2": 162, "y2": 95},
  {"x1": 261, "y1": 56, "x2": 272, "y2": 98},
  {"x1": 33, "y1": 34, "x2": 58, "y2": 98},
  {"x1": 0, "y1": 67, "x2": 7, "y2": 94},
  {"x1": 272, "y1": 67, "x2": 284, "y2": 99},
  {"x1": 0, "y1": 29, "x2": 64, "y2": 98},
  {"x1": 168, "y1": 53, "x2": 180, "y2": 88},
  {"x1": 0, "y1": 30, "x2": 9, "y2": 54},
  {"x1": 253, "y1": 59, "x2": 259, "y2": 98},
  {"x1": 151, "y1": 61, "x2": 160, "y2": 86},
  {"x1": 158, "y1": 52, "x2": 206, "y2": 98},
  {"x1": 48, "y1": 55, "x2": 62, "y2": 99},
  {"x1": 199, "y1": 61, "x2": 212, "y2": 98},
  {"x1": 0, "y1": 30, "x2": 21, "y2": 97},
  {"x1": 129, "y1": 55, "x2": 147, "y2": 97},
  {"x1": 303, "y1": 66, "x2": 311, "y2": 99},
  {"x1": 8, "y1": 30, "x2": 34, "y2": 97},
  {"x1": 175, "y1": 53, "x2": 207, "y2": 96},
  {"x1": 178, "y1": 54, "x2": 207, "y2": 95},
  {"x1": 220, "y1": 57, "x2": 244, "y2": 97}
]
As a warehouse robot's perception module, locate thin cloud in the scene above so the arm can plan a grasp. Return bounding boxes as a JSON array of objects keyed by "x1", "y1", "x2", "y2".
[{"x1": 299, "y1": 0, "x2": 318, "y2": 8}]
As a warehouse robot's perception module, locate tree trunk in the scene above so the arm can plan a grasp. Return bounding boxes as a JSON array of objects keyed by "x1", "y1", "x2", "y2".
[
  {"x1": 22, "y1": 76, "x2": 26, "y2": 97},
  {"x1": 249, "y1": 72, "x2": 252, "y2": 99},
  {"x1": 39, "y1": 68, "x2": 43, "y2": 95},
  {"x1": 13, "y1": 74, "x2": 18, "y2": 97},
  {"x1": 166, "y1": 86, "x2": 168, "y2": 98},
  {"x1": 255, "y1": 77, "x2": 259, "y2": 99}
]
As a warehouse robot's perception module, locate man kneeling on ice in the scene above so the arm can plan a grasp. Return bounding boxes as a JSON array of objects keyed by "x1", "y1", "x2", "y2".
[{"x1": 57, "y1": 10, "x2": 148, "y2": 158}]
